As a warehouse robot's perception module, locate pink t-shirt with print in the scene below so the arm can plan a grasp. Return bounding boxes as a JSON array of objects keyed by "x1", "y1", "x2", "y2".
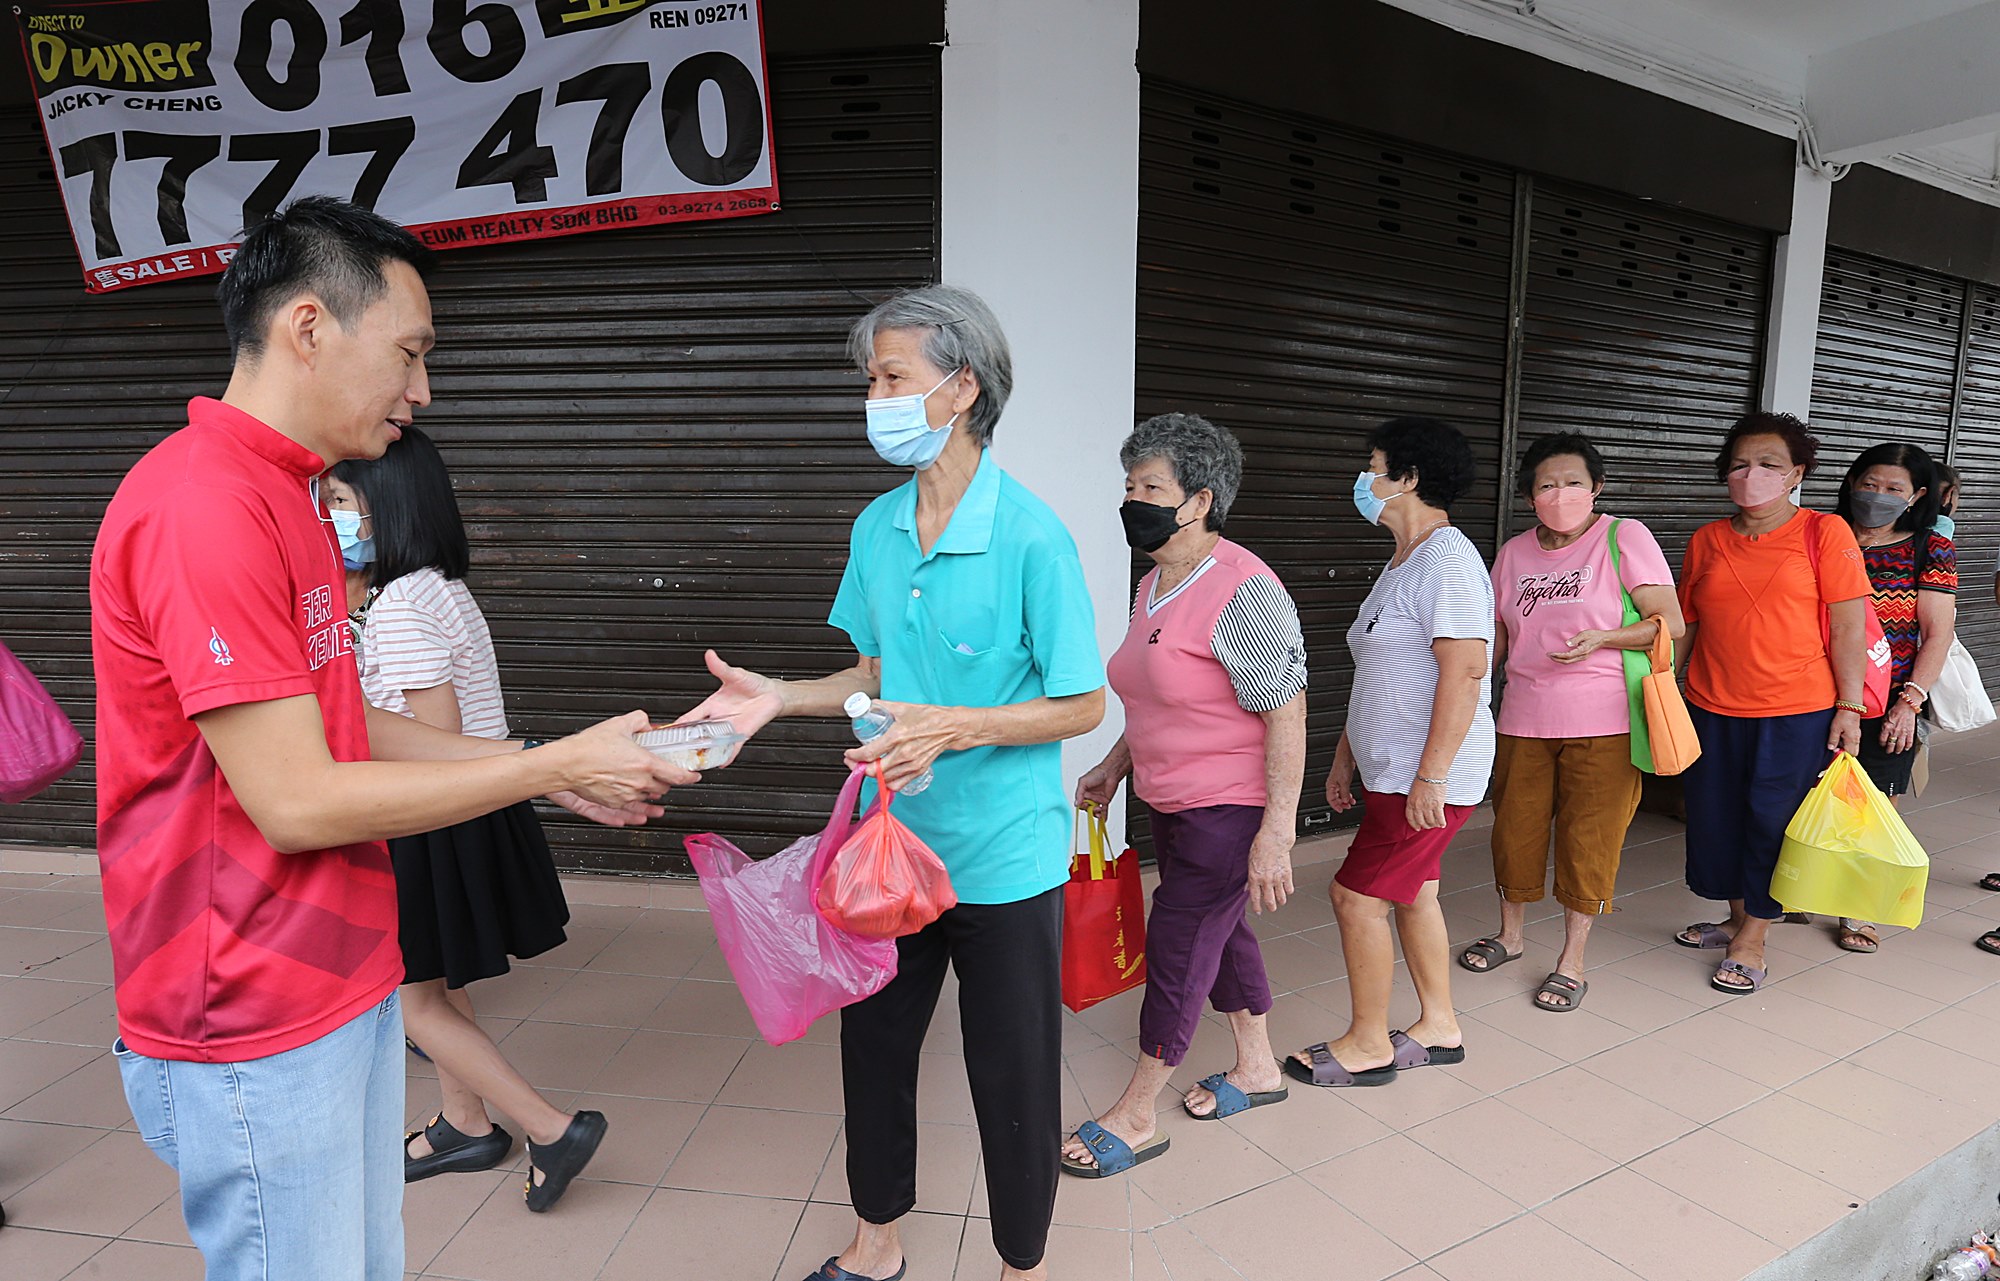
[{"x1": 1490, "y1": 514, "x2": 1674, "y2": 740}]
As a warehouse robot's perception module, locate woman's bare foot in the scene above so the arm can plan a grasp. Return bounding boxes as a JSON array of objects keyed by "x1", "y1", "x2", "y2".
[
  {"x1": 1400, "y1": 1015, "x2": 1462, "y2": 1050},
  {"x1": 1182, "y1": 1059, "x2": 1286, "y2": 1117},
  {"x1": 1289, "y1": 1032, "x2": 1394, "y2": 1074},
  {"x1": 1059, "y1": 1106, "x2": 1157, "y2": 1171}
]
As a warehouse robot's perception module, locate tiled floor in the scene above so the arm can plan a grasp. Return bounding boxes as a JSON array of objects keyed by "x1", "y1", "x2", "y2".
[{"x1": 2, "y1": 732, "x2": 1999, "y2": 1280}]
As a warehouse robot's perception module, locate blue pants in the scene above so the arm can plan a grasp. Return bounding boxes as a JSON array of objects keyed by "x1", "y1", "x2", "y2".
[
  {"x1": 1683, "y1": 706, "x2": 1833, "y2": 920},
  {"x1": 116, "y1": 993, "x2": 406, "y2": 1281}
]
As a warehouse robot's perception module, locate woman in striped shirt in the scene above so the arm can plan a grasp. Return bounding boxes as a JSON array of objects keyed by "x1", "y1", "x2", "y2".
[{"x1": 328, "y1": 429, "x2": 606, "y2": 1211}]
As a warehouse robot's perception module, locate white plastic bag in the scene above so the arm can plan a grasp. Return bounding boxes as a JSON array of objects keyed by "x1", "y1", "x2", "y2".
[{"x1": 1929, "y1": 636, "x2": 1996, "y2": 733}]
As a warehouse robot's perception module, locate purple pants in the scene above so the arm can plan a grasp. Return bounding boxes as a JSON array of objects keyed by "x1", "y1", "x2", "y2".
[{"x1": 1139, "y1": 803, "x2": 1274, "y2": 1066}]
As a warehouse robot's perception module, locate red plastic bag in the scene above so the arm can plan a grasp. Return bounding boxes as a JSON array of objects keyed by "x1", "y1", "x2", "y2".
[
  {"x1": 685, "y1": 767, "x2": 898, "y2": 1046},
  {"x1": 817, "y1": 766, "x2": 957, "y2": 938},
  {"x1": 0, "y1": 640, "x2": 82, "y2": 805},
  {"x1": 1062, "y1": 805, "x2": 1148, "y2": 1013}
]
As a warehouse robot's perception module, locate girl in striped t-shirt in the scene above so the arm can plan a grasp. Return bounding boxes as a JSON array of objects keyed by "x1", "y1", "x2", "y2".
[{"x1": 328, "y1": 428, "x2": 605, "y2": 1211}]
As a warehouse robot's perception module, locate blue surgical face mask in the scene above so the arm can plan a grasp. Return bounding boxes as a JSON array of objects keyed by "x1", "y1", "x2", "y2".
[
  {"x1": 865, "y1": 369, "x2": 963, "y2": 470},
  {"x1": 1934, "y1": 512, "x2": 1956, "y2": 540},
  {"x1": 1352, "y1": 470, "x2": 1402, "y2": 526},
  {"x1": 330, "y1": 508, "x2": 375, "y2": 570}
]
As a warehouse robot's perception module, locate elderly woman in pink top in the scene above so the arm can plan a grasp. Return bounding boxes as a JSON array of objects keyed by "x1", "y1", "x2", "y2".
[
  {"x1": 1059, "y1": 413, "x2": 1308, "y2": 1178},
  {"x1": 1458, "y1": 432, "x2": 1683, "y2": 1012}
]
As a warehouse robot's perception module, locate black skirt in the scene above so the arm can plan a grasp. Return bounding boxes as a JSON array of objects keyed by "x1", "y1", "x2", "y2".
[{"x1": 391, "y1": 799, "x2": 570, "y2": 989}]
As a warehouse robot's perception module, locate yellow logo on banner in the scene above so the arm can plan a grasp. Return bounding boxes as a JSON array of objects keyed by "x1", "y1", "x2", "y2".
[{"x1": 556, "y1": 0, "x2": 649, "y2": 24}]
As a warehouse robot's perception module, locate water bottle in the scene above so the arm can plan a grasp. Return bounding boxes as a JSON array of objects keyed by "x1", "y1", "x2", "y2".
[
  {"x1": 1935, "y1": 1248, "x2": 1995, "y2": 1281},
  {"x1": 844, "y1": 692, "x2": 931, "y2": 796}
]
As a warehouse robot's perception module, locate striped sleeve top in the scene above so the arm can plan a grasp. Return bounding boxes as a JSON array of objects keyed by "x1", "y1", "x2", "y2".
[
  {"x1": 357, "y1": 566, "x2": 510, "y2": 740},
  {"x1": 1135, "y1": 559, "x2": 1308, "y2": 713}
]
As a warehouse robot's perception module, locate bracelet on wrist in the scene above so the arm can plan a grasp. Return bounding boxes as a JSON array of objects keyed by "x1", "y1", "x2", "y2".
[
  {"x1": 1834, "y1": 700, "x2": 1866, "y2": 715},
  {"x1": 1415, "y1": 775, "x2": 1448, "y2": 786},
  {"x1": 1902, "y1": 681, "x2": 1928, "y2": 698}
]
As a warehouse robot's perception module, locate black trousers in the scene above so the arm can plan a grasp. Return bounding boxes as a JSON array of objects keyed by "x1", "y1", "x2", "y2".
[{"x1": 841, "y1": 886, "x2": 1063, "y2": 1270}]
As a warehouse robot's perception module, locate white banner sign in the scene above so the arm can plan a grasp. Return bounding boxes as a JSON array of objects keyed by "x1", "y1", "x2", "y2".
[{"x1": 15, "y1": 0, "x2": 777, "y2": 292}]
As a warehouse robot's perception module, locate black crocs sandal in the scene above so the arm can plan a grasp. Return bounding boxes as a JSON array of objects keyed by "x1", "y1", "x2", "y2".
[
  {"x1": 404, "y1": 1113, "x2": 513, "y2": 1183},
  {"x1": 524, "y1": 1110, "x2": 608, "y2": 1212}
]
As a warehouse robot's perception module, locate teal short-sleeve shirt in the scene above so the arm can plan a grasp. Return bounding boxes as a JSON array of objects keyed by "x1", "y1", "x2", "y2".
[{"x1": 829, "y1": 450, "x2": 1104, "y2": 905}]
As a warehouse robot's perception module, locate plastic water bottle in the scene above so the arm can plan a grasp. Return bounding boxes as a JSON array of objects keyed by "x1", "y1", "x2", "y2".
[
  {"x1": 1935, "y1": 1247, "x2": 1996, "y2": 1281},
  {"x1": 844, "y1": 692, "x2": 931, "y2": 796}
]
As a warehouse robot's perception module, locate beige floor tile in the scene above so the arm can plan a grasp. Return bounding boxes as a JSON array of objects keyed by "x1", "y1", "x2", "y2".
[
  {"x1": 778, "y1": 1202, "x2": 963, "y2": 1281},
  {"x1": 1145, "y1": 1219, "x2": 1246, "y2": 1281},
  {"x1": 1429, "y1": 1213, "x2": 1640, "y2": 1281},
  {"x1": 597, "y1": 1187, "x2": 805, "y2": 1281},
  {"x1": 1046, "y1": 1157, "x2": 1134, "y2": 1231},
  {"x1": 490, "y1": 1020, "x2": 632, "y2": 1095},
  {"x1": 548, "y1": 1093, "x2": 699, "y2": 1187},
  {"x1": 3, "y1": 1051, "x2": 131, "y2": 1131},
  {"x1": 1442, "y1": 1021, "x2": 1566, "y2": 1097},
  {"x1": 16, "y1": 987, "x2": 120, "y2": 1049},
  {"x1": 5, "y1": 1130, "x2": 177, "y2": 1236},
  {"x1": 718, "y1": 1038, "x2": 847, "y2": 1114},
  {"x1": 1496, "y1": 1066, "x2": 1697, "y2": 1163},
  {"x1": 0, "y1": 1039, "x2": 101, "y2": 1113},
  {"x1": 402, "y1": 1169, "x2": 506, "y2": 1270},
  {"x1": 916, "y1": 1053, "x2": 981, "y2": 1126},
  {"x1": 1779, "y1": 963, "x2": 1948, "y2": 1031},
  {"x1": 1521, "y1": 918, "x2": 1656, "y2": 968},
  {"x1": 642, "y1": 978, "x2": 762, "y2": 1040},
  {"x1": 0, "y1": 891, "x2": 103, "y2": 930},
  {"x1": 123, "y1": 1193, "x2": 194, "y2": 1247},
  {"x1": 468, "y1": 966, "x2": 576, "y2": 1021},
  {"x1": 1317, "y1": 1060, "x2": 1482, "y2": 1135},
  {"x1": 1126, "y1": 1115, "x2": 1287, "y2": 1217},
  {"x1": 1660, "y1": 1009, "x2": 1834, "y2": 1091},
  {"x1": 0, "y1": 978, "x2": 103, "y2": 1039},
  {"x1": 1023, "y1": 1221, "x2": 1135, "y2": 1277},
  {"x1": 1713, "y1": 987, "x2": 1894, "y2": 1060},
  {"x1": 0, "y1": 1224, "x2": 107, "y2": 1276},
  {"x1": 1219, "y1": 1083, "x2": 1394, "y2": 1171},
  {"x1": 1458, "y1": 996, "x2": 1638, "y2": 1064},
  {"x1": 1848, "y1": 1030, "x2": 2000, "y2": 1115},
  {"x1": 0, "y1": 1117, "x2": 109, "y2": 1201},
  {"x1": 1304, "y1": 1133, "x2": 1523, "y2": 1258},
  {"x1": 1557, "y1": 969, "x2": 1707, "y2": 1033},
  {"x1": 1576, "y1": 1035, "x2": 1771, "y2": 1124},
  {"x1": 527, "y1": 970, "x2": 675, "y2": 1029},
  {"x1": 562, "y1": 903, "x2": 647, "y2": 933},
  {"x1": 1294, "y1": 974, "x2": 1427, "y2": 1030},
  {"x1": 1594, "y1": 943, "x2": 1728, "y2": 998},
  {"x1": 577, "y1": 928, "x2": 713, "y2": 979},
  {"x1": 1256, "y1": 931, "x2": 1346, "y2": 995},
  {"x1": 24, "y1": 938, "x2": 114, "y2": 984},
  {"x1": 1540, "y1": 1167, "x2": 1778, "y2": 1281},
  {"x1": 425, "y1": 1176, "x2": 648, "y2": 1280},
  {"x1": 820, "y1": 1121, "x2": 982, "y2": 1219},
  {"x1": 1406, "y1": 1098, "x2": 1616, "y2": 1209},
  {"x1": 1715, "y1": 1092, "x2": 1928, "y2": 1200},
  {"x1": 584, "y1": 1029, "x2": 748, "y2": 1103},
  {"x1": 662, "y1": 1104, "x2": 841, "y2": 1200},
  {"x1": 527, "y1": 924, "x2": 625, "y2": 970},
  {"x1": 1630, "y1": 1128, "x2": 1858, "y2": 1249},
  {"x1": 63, "y1": 1237, "x2": 203, "y2": 1279},
  {"x1": 0, "y1": 927, "x2": 93, "y2": 970},
  {"x1": 1782, "y1": 1058, "x2": 1989, "y2": 1150},
  {"x1": 1179, "y1": 1174, "x2": 1415, "y2": 1281}
]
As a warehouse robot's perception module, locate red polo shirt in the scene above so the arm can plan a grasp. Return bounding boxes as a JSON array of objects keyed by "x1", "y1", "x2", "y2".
[{"x1": 90, "y1": 397, "x2": 401, "y2": 1062}]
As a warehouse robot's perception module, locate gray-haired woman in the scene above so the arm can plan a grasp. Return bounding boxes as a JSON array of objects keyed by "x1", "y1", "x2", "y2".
[
  {"x1": 1060, "y1": 413, "x2": 1308, "y2": 1178},
  {"x1": 683, "y1": 284, "x2": 1105, "y2": 1281}
]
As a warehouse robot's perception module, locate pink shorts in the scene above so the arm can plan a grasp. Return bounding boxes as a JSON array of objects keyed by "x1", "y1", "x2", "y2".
[{"x1": 1332, "y1": 788, "x2": 1474, "y2": 905}]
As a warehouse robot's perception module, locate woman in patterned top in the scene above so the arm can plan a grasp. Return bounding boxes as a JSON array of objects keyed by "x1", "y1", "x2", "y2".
[{"x1": 1831, "y1": 442, "x2": 1957, "y2": 954}]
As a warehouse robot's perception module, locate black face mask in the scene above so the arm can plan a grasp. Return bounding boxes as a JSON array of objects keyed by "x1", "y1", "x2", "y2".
[{"x1": 1120, "y1": 498, "x2": 1193, "y2": 552}]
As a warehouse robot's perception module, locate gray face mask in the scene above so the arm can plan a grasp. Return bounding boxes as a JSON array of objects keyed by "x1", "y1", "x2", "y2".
[{"x1": 1850, "y1": 490, "x2": 1910, "y2": 529}]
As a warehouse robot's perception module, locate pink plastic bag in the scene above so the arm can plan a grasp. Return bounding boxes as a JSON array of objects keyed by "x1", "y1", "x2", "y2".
[
  {"x1": 0, "y1": 640, "x2": 82, "y2": 805},
  {"x1": 685, "y1": 766, "x2": 897, "y2": 1046}
]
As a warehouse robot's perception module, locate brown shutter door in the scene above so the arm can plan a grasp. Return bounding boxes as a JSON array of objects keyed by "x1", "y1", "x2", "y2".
[
  {"x1": 1134, "y1": 79, "x2": 1515, "y2": 836},
  {"x1": 0, "y1": 49, "x2": 942, "y2": 870},
  {"x1": 1516, "y1": 180, "x2": 1772, "y2": 563}
]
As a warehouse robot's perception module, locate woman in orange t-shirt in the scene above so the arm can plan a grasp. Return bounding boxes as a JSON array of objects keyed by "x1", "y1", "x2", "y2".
[{"x1": 1673, "y1": 413, "x2": 1871, "y2": 995}]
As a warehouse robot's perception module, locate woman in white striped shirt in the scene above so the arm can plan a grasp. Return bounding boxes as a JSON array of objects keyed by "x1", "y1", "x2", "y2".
[{"x1": 327, "y1": 428, "x2": 606, "y2": 1211}]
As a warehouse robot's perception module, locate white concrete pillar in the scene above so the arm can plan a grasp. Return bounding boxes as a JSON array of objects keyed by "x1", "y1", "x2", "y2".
[
  {"x1": 940, "y1": 0, "x2": 1141, "y2": 840},
  {"x1": 1760, "y1": 163, "x2": 1835, "y2": 419}
]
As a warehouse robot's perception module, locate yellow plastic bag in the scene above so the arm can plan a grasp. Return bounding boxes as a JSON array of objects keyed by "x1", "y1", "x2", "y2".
[{"x1": 1770, "y1": 753, "x2": 1928, "y2": 928}]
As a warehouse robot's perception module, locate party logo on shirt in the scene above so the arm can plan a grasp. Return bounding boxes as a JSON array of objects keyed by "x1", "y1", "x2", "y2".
[
  {"x1": 208, "y1": 628, "x2": 234, "y2": 667},
  {"x1": 1512, "y1": 567, "x2": 1595, "y2": 616}
]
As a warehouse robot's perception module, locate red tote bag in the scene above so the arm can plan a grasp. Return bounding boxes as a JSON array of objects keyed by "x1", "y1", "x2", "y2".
[
  {"x1": 1061, "y1": 805, "x2": 1148, "y2": 1013},
  {"x1": 1806, "y1": 512, "x2": 1892, "y2": 718}
]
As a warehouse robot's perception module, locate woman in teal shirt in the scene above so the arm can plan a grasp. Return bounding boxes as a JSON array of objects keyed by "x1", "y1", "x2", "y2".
[{"x1": 684, "y1": 284, "x2": 1105, "y2": 1281}]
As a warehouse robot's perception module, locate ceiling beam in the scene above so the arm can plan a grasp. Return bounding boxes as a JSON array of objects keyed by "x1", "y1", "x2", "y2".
[{"x1": 1808, "y1": 1, "x2": 2000, "y2": 164}]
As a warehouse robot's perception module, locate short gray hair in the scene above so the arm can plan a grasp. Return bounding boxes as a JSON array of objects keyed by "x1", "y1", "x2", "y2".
[
  {"x1": 848, "y1": 284, "x2": 1013, "y2": 446},
  {"x1": 1120, "y1": 413, "x2": 1244, "y2": 531}
]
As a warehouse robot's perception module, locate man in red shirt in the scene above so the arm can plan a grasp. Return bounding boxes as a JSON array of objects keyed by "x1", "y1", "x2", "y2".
[{"x1": 90, "y1": 197, "x2": 692, "y2": 1280}]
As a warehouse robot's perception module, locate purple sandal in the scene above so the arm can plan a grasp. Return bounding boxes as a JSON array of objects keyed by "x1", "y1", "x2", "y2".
[
  {"x1": 1710, "y1": 960, "x2": 1767, "y2": 994},
  {"x1": 1389, "y1": 1030, "x2": 1466, "y2": 1068},
  {"x1": 1284, "y1": 1042, "x2": 1398, "y2": 1088},
  {"x1": 1676, "y1": 922, "x2": 1733, "y2": 950}
]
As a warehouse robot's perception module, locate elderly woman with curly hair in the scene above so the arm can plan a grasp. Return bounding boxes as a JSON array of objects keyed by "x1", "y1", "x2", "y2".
[
  {"x1": 1060, "y1": 413, "x2": 1308, "y2": 1177},
  {"x1": 1290, "y1": 417, "x2": 1494, "y2": 1088}
]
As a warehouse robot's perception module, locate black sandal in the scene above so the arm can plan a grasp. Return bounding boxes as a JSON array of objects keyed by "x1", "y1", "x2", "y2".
[
  {"x1": 405, "y1": 1113, "x2": 513, "y2": 1183},
  {"x1": 1977, "y1": 873, "x2": 2000, "y2": 893},
  {"x1": 524, "y1": 1110, "x2": 608, "y2": 1212},
  {"x1": 1976, "y1": 929, "x2": 2000, "y2": 957}
]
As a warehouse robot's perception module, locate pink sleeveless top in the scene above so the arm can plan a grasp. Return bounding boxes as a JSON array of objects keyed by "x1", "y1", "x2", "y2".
[{"x1": 1107, "y1": 540, "x2": 1279, "y2": 814}]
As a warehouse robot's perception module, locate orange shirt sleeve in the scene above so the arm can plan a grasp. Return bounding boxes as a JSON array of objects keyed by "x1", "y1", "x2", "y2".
[
  {"x1": 1678, "y1": 528, "x2": 1708, "y2": 625},
  {"x1": 1811, "y1": 514, "x2": 1873, "y2": 605}
]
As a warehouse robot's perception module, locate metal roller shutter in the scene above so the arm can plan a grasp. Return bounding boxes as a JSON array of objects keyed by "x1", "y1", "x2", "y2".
[
  {"x1": 1950, "y1": 287, "x2": 2000, "y2": 687},
  {"x1": 1515, "y1": 180, "x2": 1771, "y2": 563},
  {"x1": 0, "y1": 48, "x2": 942, "y2": 872},
  {"x1": 1135, "y1": 79, "x2": 1515, "y2": 836},
  {"x1": 1808, "y1": 252, "x2": 1961, "y2": 507}
]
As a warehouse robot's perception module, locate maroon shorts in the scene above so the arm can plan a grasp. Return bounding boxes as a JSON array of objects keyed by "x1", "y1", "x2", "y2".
[{"x1": 1332, "y1": 787, "x2": 1474, "y2": 905}]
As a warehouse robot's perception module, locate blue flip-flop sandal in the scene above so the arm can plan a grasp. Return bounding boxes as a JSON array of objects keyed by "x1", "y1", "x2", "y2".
[
  {"x1": 804, "y1": 1257, "x2": 908, "y2": 1281},
  {"x1": 1183, "y1": 1068, "x2": 1289, "y2": 1120},
  {"x1": 1060, "y1": 1120, "x2": 1171, "y2": 1178}
]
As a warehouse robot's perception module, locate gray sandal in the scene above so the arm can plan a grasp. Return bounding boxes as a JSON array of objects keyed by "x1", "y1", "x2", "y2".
[
  {"x1": 1458, "y1": 937, "x2": 1523, "y2": 973},
  {"x1": 1711, "y1": 960, "x2": 1767, "y2": 994},
  {"x1": 1533, "y1": 973, "x2": 1587, "y2": 1012}
]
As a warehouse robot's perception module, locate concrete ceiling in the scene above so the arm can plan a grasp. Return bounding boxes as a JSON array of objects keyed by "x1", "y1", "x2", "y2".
[{"x1": 1665, "y1": 0, "x2": 1994, "y2": 58}]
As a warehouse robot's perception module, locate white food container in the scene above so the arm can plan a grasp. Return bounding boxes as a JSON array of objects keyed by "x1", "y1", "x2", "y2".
[{"x1": 635, "y1": 720, "x2": 746, "y2": 770}]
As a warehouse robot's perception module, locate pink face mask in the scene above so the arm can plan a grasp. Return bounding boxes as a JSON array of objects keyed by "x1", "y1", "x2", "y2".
[
  {"x1": 1728, "y1": 466, "x2": 1794, "y2": 510},
  {"x1": 1533, "y1": 486, "x2": 1595, "y2": 534}
]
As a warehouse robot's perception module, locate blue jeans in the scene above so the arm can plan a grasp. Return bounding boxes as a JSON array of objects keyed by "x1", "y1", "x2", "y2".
[{"x1": 116, "y1": 993, "x2": 406, "y2": 1281}]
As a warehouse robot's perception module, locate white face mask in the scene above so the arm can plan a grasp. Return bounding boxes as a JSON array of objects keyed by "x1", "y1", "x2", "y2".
[{"x1": 865, "y1": 369, "x2": 962, "y2": 470}]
